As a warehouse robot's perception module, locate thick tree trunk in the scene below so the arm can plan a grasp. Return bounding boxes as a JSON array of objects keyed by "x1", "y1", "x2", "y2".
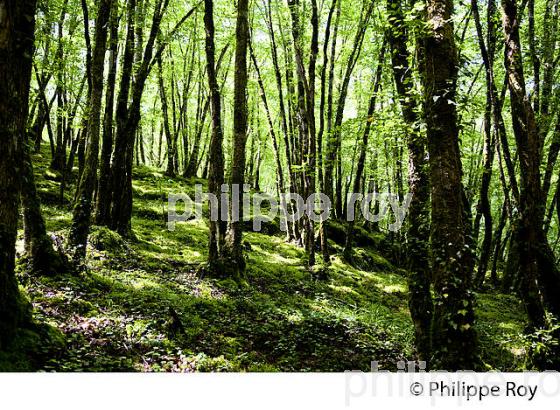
[
  {"x1": 107, "y1": 0, "x2": 135, "y2": 233},
  {"x1": 502, "y1": 0, "x2": 560, "y2": 325},
  {"x1": 110, "y1": 0, "x2": 167, "y2": 236},
  {"x1": 0, "y1": 0, "x2": 37, "y2": 348},
  {"x1": 386, "y1": 0, "x2": 433, "y2": 362},
  {"x1": 22, "y1": 134, "x2": 67, "y2": 275},
  {"x1": 419, "y1": 0, "x2": 478, "y2": 369}
]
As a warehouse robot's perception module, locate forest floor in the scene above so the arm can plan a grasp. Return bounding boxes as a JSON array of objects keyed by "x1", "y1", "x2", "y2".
[{"x1": 1, "y1": 148, "x2": 530, "y2": 371}]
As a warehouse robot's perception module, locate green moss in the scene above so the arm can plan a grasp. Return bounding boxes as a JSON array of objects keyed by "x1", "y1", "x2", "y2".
[
  {"x1": 89, "y1": 226, "x2": 127, "y2": 252},
  {"x1": 11, "y1": 150, "x2": 531, "y2": 371}
]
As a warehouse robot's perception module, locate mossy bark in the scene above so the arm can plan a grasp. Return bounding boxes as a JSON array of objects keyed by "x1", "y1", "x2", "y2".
[
  {"x1": 21, "y1": 136, "x2": 67, "y2": 275},
  {"x1": 387, "y1": 0, "x2": 433, "y2": 362},
  {"x1": 0, "y1": 0, "x2": 38, "y2": 349},
  {"x1": 419, "y1": 0, "x2": 479, "y2": 369},
  {"x1": 225, "y1": 0, "x2": 250, "y2": 273}
]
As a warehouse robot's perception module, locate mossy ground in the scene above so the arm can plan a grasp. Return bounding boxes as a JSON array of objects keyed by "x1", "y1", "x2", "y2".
[{"x1": 4, "y1": 147, "x2": 530, "y2": 371}]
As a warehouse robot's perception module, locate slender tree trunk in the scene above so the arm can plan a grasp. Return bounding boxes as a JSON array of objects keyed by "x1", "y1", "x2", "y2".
[
  {"x1": 158, "y1": 54, "x2": 175, "y2": 177},
  {"x1": 250, "y1": 40, "x2": 287, "y2": 231},
  {"x1": 471, "y1": 0, "x2": 496, "y2": 286},
  {"x1": 287, "y1": 0, "x2": 318, "y2": 266},
  {"x1": 343, "y1": 42, "x2": 385, "y2": 260},
  {"x1": 225, "y1": 0, "x2": 250, "y2": 273},
  {"x1": 68, "y1": 0, "x2": 112, "y2": 261},
  {"x1": 204, "y1": 0, "x2": 226, "y2": 269},
  {"x1": 324, "y1": 1, "x2": 373, "y2": 218},
  {"x1": 96, "y1": 0, "x2": 119, "y2": 225},
  {"x1": 265, "y1": 0, "x2": 299, "y2": 242},
  {"x1": 50, "y1": 0, "x2": 69, "y2": 172}
]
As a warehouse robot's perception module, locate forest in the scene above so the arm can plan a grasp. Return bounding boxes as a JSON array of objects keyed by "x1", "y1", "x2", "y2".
[{"x1": 0, "y1": 0, "x2": 559, "y2": 372}]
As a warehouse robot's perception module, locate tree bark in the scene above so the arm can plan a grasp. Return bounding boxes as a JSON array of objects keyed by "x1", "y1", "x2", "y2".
[
  {"x1": 109, "y1": 0, "x2": 168, "y2": 236},
  {"x1": 22, "y1": 131, "x2": 67, "y2": 275},
  {"x1": 287, "y1": 0, "x2": 318, "y2": 266},
  {"x1": 95, "y1": 0, "x2": 119, "y2": 225},
  {"x1": 68, "y1": 0, "x2": 112, "y2": 261},
  {"x1": 387, "y1": 0, "x2": 434, "y2": 362},
  {"x1": 501, "y1": 0, "x2": 560, "y2": 326},
  {"x1": 204, "y1": 0, "x2": 226, "y2": 270},
  {"x1": 343, "y1": 42, "x2": 385, "y2": 261},
  {"x1": 471, "y1": 0, "x2": 497, "y2": 286},
  {"x1": 0, "y1": 0, "x2": 38, "y2": 348},
  {"x1": 419, "y1": 0, "x2": 478, "y2": 369},
  {"x1": 225, "y1": 0, "x2": 250, "y2": 273}
]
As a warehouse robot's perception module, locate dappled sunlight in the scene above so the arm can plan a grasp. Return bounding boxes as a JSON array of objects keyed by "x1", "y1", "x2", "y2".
[{"x1": 11, "y1": 146, "x2": 531, "y2": 372}]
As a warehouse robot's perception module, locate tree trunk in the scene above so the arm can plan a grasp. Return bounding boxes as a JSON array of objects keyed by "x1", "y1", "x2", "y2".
[
  {"x1": 68, "y1": 0, "x2": 112, "y2": 261},
  {"x1": 324, "y1": 1, "x2": 373, "y2": 218},
  {"x1": 0, "y1": 0, "x2": 37, "y2": 348},
  {"x1": 50, "y1": 0, "x2": 69, "y2": 172},
  {"x1": 225, "y1": 0, "x2": 250, "y2": 273},
  {"x1": 204, "y1": 0, "x2": 226, "y2": 270},
  {"x1": 287, "y1": 0, "x2": 318, "y2": 266},
  {"x1": 109, "y1": 0, "x2": 168, "y2": 236},
  {"x1": 387, "y1": 0, "x2": 433, "y2": 361},
  {"x1": 343, "y1": 42, "x2": 385, "y2": 260},
  {"x1": 471, "y1": 0, "x2": 497, "y2": 287},
  {"x1": 158, "y1": 54, "x2": 175, "y2": 177},
  {"x1": 502, "y1": 0, "x2": 560, "y2": 326},
  {"x1": 96, "y1": 0, "x2": 119, "y2": 225},
  {"x1": 22, "y1": 132, "x2": 67, "y2": 275},
  {"x1": 419, "y1": 0, "x2": 478, "y2": 369}
]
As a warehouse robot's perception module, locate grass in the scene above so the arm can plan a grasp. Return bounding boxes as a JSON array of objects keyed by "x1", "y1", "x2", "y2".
[{"x1": 3, "y1": 146, "x2": 530, "y2": 371}]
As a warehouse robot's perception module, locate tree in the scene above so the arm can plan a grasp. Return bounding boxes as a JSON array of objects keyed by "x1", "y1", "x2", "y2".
[
  {"x1": 204, "y1": 0, "x2": 226, "y2": 270},
  {"x1": 22, "y1": 129, "x2": 67, "y2": 275},
  {"x1": 68, "y1": 0, "x2": 112, "y2": 261},
  {"x1": 0, "y1": 0, "x2": 38, "y2": 348},
  {"x1": 343, "y1": 41, "x2": 385, "y2": 261},
  {"x1": 106, "y1": 0, "x2": 197, "y2": 236},
  {"x1": 419, "y1": 0, "x2": 478, "y2": 369},
  {"x1": 96, "y1": 0, "x2": 120, "y2": 225},
  {"x1": 386, "y1": 0, "x2": 433, "y2": 361},
  {"x1": 471, "y1": 0, "x2": 497, "y2": 286},
  {"x1": 501, "y1": 0, "x2": 560, "y2": 327},
  {"x1": 323, "y1": 0, "x2": 374, "y2": 218},
  {"x1": 224, "y1": 0, "x2": 250, "y2": 273},
  {"x1": 287, "y1": 0, "x2": 318, "y2": 266}
]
